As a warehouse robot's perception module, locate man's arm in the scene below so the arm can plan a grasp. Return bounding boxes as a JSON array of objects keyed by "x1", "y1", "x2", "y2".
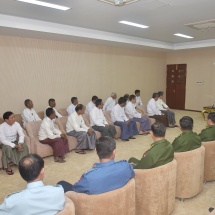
[
  {"x1": 133, "y1": 151, "x2": 155, "y2": 169},
  {"x1": 0, "y1": 127, "x2": 15, "y2": 147},
  {"x1": 72, "y1": 175, "x2": 89, "y2": 194},
  {"x1": 16, "y1": 123, "x2": 25, "y2": 144}
]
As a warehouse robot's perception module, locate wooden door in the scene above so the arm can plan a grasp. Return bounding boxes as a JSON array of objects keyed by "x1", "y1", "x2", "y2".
[{"x1": 166, "y1": 64, "x2": 186, "y2": 110}]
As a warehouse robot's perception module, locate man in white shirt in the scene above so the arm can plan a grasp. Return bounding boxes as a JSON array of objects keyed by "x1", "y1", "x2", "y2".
[
  {"x1": 135, "y1": 90, "x2": 143, "y2": 107},
  {"x1": 67, "y1": 97, "x2": 78, "y2": 116},
  {"x1": 90, "y1": 99, "x2": 116, "y2": 138},
  {"x1": 103, "y1": 93, "x2": 117, "y2": 111},
  {"x1": 125, "y1": 95, "x2": 151, "y2": 135},
  {"x1": 22, "y1": 99, "x2": 41, "y2": 128},
  {"x1": 66, "y1": 104, "x2": 96, "y2": 154},
  {"x1": 39, "y1": 108, "x2": 69, "y2": 163},
  {"x1": 111, "y1": 97, "x2": 138, "y2": 141},
  {"x1": 0, "y1": 111, "x2": 29, "y2": 175},
  {"x1": 86, "y1": 95, "x2": 98, "y2": 114},
  {"x1": 44, "y1": 98, "x2": 62, "y2": 118}
]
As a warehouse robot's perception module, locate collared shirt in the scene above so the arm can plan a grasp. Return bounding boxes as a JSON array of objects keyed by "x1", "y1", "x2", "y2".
[
  {"x1": 66, "y1": 111, "x2": 89, "y2": 133},
  {"x1": 44, "y1": 106, "x2": 62, "y2": 118},
  {"x1": 86, "y1": 101, "x2": 95, "y2": 114},
  {"x1": 90, "y1": 107, "x2": 108, "y2": 127},
  {"x1": 72, "y1": 160, "x2": 135, "y2": 194},
  {"x1": 0, "y1": 122, "x2": 25, "y2": 148},
  {"x1": 38, "y1": 117, "x2": 62, "y2": 141},
  {"x1": 66, "y1": 104, "x2": 76, "y2": 116},
  {"x1": 0, "y1": 181, "x2": 65, "y2": 215},
  {"x1": 199, "y1": 125, "x2": 215, "y2": 142},
  {"x1": 156, "y1": 98, "x2": 168, "y2": 110},
  {"x1": 135, "y1": 96, "x2": 143, "y2": 106},
  {"x1": 103, "y1": 97, "x2": 116, "y2": 111},
  {"x1": 22, "y1": 108, "x2": 41, "y2": 128},
  {"x1": 147, "y1": 98, "x2": 161, "y2": 116},
  {"x1": 111, "y1": 104, "x2": 128, "y2": 122},
  {"x1": 125, "y1": 101, "x2": 141, "y2": 119}
]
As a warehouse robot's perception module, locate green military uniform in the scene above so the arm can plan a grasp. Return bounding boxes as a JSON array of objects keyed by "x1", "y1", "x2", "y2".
[
  {"x1": 128, "y1": 139, "x2": 174, "y2": 169},
  {"x1": 172, "y1": 130, "x2": 201, "y2": 152},
  {"x1": 199, "y1": 125, "x2": 215, "y2": 142}
]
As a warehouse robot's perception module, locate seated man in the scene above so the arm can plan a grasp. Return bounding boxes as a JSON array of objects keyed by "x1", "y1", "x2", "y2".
[
  {"x1": 0, "y1": 154, "x2": 65, "y2": 215},
  {"x1": 58, "y1": 136, "x2": 135, "y2": 194},
  {"x1": 0, "y1": 111, "x2": 29, "y2": 175},
  {"x1": 44, "y1": 98, "x2": 62, "y2": 118},
  {"x1": 199, "y1": 112, "x2": 215, "y2": 141},
  {"x1": 128, "y1": 122, "x2": 174, "y2": 169},
  {"x1": 103, "y1": 92, "x2": 117, "y2": 111},
  {"x1": 111, "y1": 97, "x2": 138, "y2": 141},
  {"x1": 134, "y1": 89, "x2": 143, "y2": 107},
  {"x1": 66, "y1": 104, "x2": 96, "y2": 154},
  {"x1": 125, "y1": 95, "x2": 151, "y2": 135},
  {"x1": 156, "y1": 91, "x2": 177, "y2": 127},
  {"x1": 90, "y1": 99, "x2": 116, "y2": 138},
  {"x1": 39, "y1": 108, "x2": 69, "y2": 163},
  {"x1": 86, "y1": 95, "x2": 98, "y2": 114},
  {"x1": 67, "y1": 97, "x2": 78, "y2": 116},
  {"x1": 172, "y1": 116, "x2": 201, "y2": 152},
  {"x1": 22, "y1": 99, "x2": 41, "y2": 128}
]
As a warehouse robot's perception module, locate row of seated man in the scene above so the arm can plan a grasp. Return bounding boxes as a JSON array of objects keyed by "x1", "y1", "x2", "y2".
[{"x1": 0, "y1": 115, "x2": 215, "y2": 214}]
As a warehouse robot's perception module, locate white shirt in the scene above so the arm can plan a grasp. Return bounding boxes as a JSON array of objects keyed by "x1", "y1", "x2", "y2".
[
  {"x1": 44, "y1": 107, "x2": 62, "y2": 118},
  {"x1": 90, "y1": 107, "x2": 108, "y2": 127},
  {"x1": 125, "y1": 101, "x2": 141, "y2": 119},
  {"x1": 66, "y1": 104, "x2": 76, "y2": 116},
  {"x1": 0, "y1": 122, "x2": 25, "y2": 148},
  {"x1": 103, "y1": 97, "x2": 116, "y2": 111},
  {"x1": 111, "y1": 104, "x2": 128, "y2": 122},
  {"x1": 22, "y1": 108, "x2": 41, "y2": 128},
  {"x1": 135, "y1": 96, "x2": 143, "y2": 106},
  {"x1": 86, "y1": 101, "x2": 95, "y2": 114},
  {"x1": 147, "y1": 98, "x2": 162, "y2": 116},
  {"x1": 38, "y1": 117, "x2": 62, "y2": 141},
  {"x1": 156, "y1": 98, "x2": 168, "y2": 110},
  {"x1": 66, "y1": 111, "x2": 89, "y2": 133}
]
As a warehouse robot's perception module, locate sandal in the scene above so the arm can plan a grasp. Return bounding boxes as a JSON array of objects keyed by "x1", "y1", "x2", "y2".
[
  {"x1": 6, "y1": 169, "x2": 14, "y2": 175},
  {"x1": 75, "y1": 150, "x2": 86, "y2": 154}
]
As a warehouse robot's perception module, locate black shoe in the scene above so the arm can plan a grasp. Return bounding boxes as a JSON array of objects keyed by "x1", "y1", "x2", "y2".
[
  {"x1": 122, "y1": 139, "x2": 129, "y2": 141},
  {"x1": 129, "y1": 136, "x2": 136, "y2": 139},
  {"x1": 209, "y1": 207, "x2": 214, "y2": 212}
]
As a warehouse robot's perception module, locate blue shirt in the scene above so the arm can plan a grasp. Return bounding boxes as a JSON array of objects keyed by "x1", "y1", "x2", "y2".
[
  {"x1": 72, "y1": 160, "x2": 135, "y2": 194},
  {"x1": 0, "y1": 181, "x2": 65, "y2": 215}
]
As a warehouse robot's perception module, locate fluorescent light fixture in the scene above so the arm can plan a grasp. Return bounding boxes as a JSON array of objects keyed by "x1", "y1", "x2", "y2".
[
  {"x1": 17, "y1": 0, "x2": 70, "y2": 11},
  {"x1": 119, "y1": 21, "x2": 149, "y2": 29},
  {"x1": 174, "y1": 33, "x2": 193, "y2": 39}
]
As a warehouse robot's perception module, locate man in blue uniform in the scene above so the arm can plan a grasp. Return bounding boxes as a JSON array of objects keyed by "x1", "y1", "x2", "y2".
[
  {"x1": 0, "y1": 154, "x2": 65, "y2": 215},
  {"x1": 58, "y1": 136, "x2": 135, "y2": 194}
]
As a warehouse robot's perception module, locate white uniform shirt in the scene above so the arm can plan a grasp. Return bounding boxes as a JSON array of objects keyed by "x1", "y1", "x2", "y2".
[
  {"x1": 66, "y1": 111, "x2": 89, "y2": 133},
  {"x1": 125, "y1": 101, "x2": 141, "y2": 119},
  {"x1": 90, "y1": 107, "x2": 108, "y2": 127},
  {"x1": 103, "y1": 97, "x2": 116, "y2": 111},
  {"x1": 44, "y1": 107, "x2": 62, "y2": 118},
  {"x1": 86, "y1": 101, "x2": 95, "y2": 114},
  {"x1": 156, "y1": 98, "x2": 168, "y2": 110},
  {"x1": 147, "y1": 98, "x2": 162, "y2": 116},
  {"x1": 0, "y1": 122, "x2": 25, "y2": 148},
  {"x1": 111, "y1": 104, "x2": 128, "y2": 122},
  {"x1": 22, "y1": 108, "x2": 41, "y2": 128},
  {"x1": 135, "y1": 96, "x2": 143, "y2": 106},
  {"x1": 66, "y1": 104, "x2": 76, "y2": 116},
  {"x1": 38, "y1": 117, "x2": 62, "y2": 141}
]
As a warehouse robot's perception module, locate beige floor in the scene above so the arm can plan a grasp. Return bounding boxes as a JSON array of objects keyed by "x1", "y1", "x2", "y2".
[{"x1": 0, "y1": 110, "x2": 214, "y2": 215}]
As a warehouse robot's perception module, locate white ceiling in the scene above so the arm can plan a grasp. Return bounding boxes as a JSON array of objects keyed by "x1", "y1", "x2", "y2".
[{"x1": 0, "y1": 0, "x2": 215, "y2": 50}]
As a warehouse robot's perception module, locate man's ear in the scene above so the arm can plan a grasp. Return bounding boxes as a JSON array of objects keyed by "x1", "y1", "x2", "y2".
[{"x1": 112, "y1": 149, "x2": 116, "y2": 158}]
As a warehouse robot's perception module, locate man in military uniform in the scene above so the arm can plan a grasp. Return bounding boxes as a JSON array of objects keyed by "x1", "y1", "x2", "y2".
[
  {"x1": 199, "y1": 112, "x2": 215, "y2": 141},
  {"x1": 128, "y1": 122, "x2": 174, "y2": 169},
  {"x1": 58, "y1": 136, "x2": 135, "y2": 194},
  {"x1": 0, "y1": 154, "x2": 65, "y2": 215},
  {"x1": 172, "y1": 116, "x2": 201, "y2": 152}
]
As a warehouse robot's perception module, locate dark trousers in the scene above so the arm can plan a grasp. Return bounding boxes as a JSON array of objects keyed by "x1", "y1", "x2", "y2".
[
  {"x1": 57, "y1": 180, "x2": 73, "y2": 193},
  {"x1": 149, "y1": 115, "x2": 168, "y2": 127}
]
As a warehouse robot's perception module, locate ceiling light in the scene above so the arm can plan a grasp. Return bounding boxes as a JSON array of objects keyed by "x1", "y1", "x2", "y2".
[
  {"x1": 174, "y1": 33, "x2": 193, "y2": 39},
  {"x1": 119, "y1": 21, "x2": 149, "y2": 29},
  {"x1": 99, "y1": 0, "x2": 140, "y2": 6},
  {"x1": 17, "y1": 0, "x2": 70, "y2": 11}
]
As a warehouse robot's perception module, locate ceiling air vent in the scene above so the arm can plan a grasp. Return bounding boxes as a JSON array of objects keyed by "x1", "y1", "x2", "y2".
[
  {"x1": 98, "y1": 0, "x2": 140, "y2": 6},
  {"x1": 185, "y1": 19, "x2": 215, "y2": 31}
]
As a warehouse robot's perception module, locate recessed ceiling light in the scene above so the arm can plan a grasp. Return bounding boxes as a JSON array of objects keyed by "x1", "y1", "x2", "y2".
[
  {"x1": 119, "y1": 21, "x2": 149, "y2": 29},
  {"x1": 17, "y1": 0, "x2": 70, "y2": 11},
  {"x1": 174, "y1": 33, "x2": 193, "y2": 39}
]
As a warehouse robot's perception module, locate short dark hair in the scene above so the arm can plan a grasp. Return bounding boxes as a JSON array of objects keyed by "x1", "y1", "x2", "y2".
[
  {"x1": 46, "y1": 108, "x2": 55, "y2": 117},
  {"x1": 208, "y1": 112, "x2": 215, "y2": 123},
  {"x1": 129, "y1": 95, "x2": 136, "y2": 101},
  {"x1": 158, "y1": 91, "x2": 163, "y2": 97},
  {"x1": 135, "y1": 90, "x2": 140, "y2": 94},
  {"x1": 92, "y1": 96, "x2": 98, "y2": 101},
  {"x1": 95, "y1": 99, "x2": 102, "y2": 107},
  {"x1": 96, "y1": 136, "x2": 116, "y2": 159},
  {"x1": 24, "y1": 99, "x2": 31, "y2": 107},
  {"x1": 75, "y1": 104, "x2": 84, "y2": 112},
  {"x1": 19, "y1": 154, "x2": 44, "y2": 182},
  {"x1": 3, "y1": 111, "x2": 13, "y2": 120},
  {"x1": 124, "y1": 94, "x2": 129, "y2": 100},
  {"x1": 71, "y1": 97, "x2": 77, "y2": 104},
  {"x1": 151, "y1": 122, "x2": 166, "y2": 137},
  {"x1": 179, "y1": 116, "x2": 193, "y2": 130},
  {"x1": 48, "y1": 98, "x2": 55, "y2": 105},
  {"x1": 152, "y1": 93, "x2": 158, "y2": 98},
  {"x1": 118, "y1": 97, "x2": 126, "y2": 105}
]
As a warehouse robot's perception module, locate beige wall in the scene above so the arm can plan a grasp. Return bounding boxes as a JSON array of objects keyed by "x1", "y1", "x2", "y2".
[
  {"x1": 166, "y1": 47, "x2": 215, "y2": 111},
  {"x1": 0, "y1": 35, "x2": 166, "y2": 116}
]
